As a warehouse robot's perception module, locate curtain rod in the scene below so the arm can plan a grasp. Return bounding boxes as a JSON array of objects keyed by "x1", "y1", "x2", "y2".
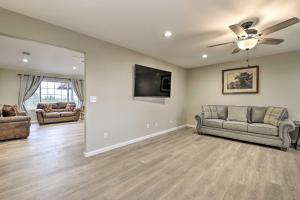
[{"x1": 18, "y1": 73, "x2": 84, "y2": 81}]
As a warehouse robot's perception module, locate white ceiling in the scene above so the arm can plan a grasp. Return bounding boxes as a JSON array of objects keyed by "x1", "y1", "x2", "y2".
[
  {"x1": 0, "y1": 0, "x2": 300, "y2": 68},
  {"x1": 0, "y1": 35, "x2": 84, "y2": 75}
]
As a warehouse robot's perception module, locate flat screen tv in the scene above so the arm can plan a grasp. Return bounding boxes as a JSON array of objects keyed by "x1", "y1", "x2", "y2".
[{"x1": 134, "y1": 64, "x2": 171, "y2": 97}]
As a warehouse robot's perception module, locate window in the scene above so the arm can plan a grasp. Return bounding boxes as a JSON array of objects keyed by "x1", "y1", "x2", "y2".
[{"x1": 25, "y1": 80, "x2": 80, "y2": 110}]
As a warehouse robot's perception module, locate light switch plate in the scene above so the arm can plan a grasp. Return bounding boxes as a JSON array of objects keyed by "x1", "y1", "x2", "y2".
[{"x1": 90, "y1": 96, "x2": 97, "y2": 103}]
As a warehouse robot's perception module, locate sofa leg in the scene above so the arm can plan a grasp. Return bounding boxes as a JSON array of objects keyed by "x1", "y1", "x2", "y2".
[{"x1": 280, "y1": 147, "x2": 288, "y2": 152}]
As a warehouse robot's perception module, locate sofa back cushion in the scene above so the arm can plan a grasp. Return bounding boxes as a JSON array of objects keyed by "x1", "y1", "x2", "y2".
[
  {"x1": 54, "y1": 102, "x2": 68, "y2": 109},
  {"x1": 227, "y1": 106, "x2": 248, "y2": 122},
  {"x1": 37, "y1": 102, "x2": 75, "y2": 110},
  {"x1": 202, "y1": 105, "x2": 218, "y2": 119},
  {"x1": 251, "y1": 107, "x2": 267, "y2": 123},
  {"x1": 264, "y1": 107, "x2": 287, "y2": 126}
]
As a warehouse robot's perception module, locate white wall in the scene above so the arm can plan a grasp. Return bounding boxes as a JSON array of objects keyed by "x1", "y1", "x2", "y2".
[
  {"x1": 0, "y1": 68, "x2": 19, "y2": 105},
  {"x1": 187, "y1": 51, "x2": 300, "y2": 125},
  {"x1": 0, "y1": 8, "x2": 187, "y2": 153}
]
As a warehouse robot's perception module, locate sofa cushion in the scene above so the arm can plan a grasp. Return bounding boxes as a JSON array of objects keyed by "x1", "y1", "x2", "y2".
[
  {"x1": 251, "y1": 107, "x2": 267, "y2": 123},
  {"x1": 202, "y1": 105, "x2": 218, "y2": 119},
  {"x1": 227, "y1": 106, "x2": 248, "y2": 122},
  {"x1": 223, "y1": 121, "x2": 248, "y2": 132},
  {"x1": 60, "y1": 112, "x2": 75, "y2": 117},
  {"x1": 264, "y1": 107, "x2": 287, "y2": 126},
  {"x1": 52, "y1": 109, "x2": 67, "y2": 112},
  {"x1": 203, "y1": 119, "x2": 224, "y2": 128},
  {"x1": 44, "y1": 112, "x2": 60, "y2": 118},
  {"x1": 216, "y1": 106, "x2": 228, "y2": 120},
  {"x1": 248, "y1": 123, "x2": 278, "y2": 136}
]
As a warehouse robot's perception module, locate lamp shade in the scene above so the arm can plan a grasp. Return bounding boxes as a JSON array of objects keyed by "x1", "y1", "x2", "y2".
[{"x1": 237, "y1": 38, "x2": 258, "y2": 50}]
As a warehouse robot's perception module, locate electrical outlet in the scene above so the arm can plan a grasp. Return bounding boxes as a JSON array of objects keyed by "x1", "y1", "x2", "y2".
[
  {"x1": 155, "y1": 122, "x2": 158, "y2": 127},
  {"x1": 103, "y1": 132, "x2": 109, "y2": 139},
  {"x1": 169, "y1": 120, "x2": 173, "y2": 123},
  {"x1": 146, "y1": 123, "x2": 150, "y2": 129}
]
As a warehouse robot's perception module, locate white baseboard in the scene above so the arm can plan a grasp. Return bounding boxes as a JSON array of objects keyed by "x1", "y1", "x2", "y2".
[
  {"x1": 186, "y1": 124, "x2": 196, "y2": 128},
  {"x1": 84, "y1": 124, "x2": 187, "y2": 157}
]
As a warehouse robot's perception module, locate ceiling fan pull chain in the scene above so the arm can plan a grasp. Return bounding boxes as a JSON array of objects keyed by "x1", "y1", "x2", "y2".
[{"x1": 246, "y1": 49, "x2": 250, "y2": 66}]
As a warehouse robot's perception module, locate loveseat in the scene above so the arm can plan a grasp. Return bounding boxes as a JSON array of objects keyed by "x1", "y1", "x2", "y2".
[
  {"x1": 0, "y1": 105, "x2": 31, "y2": 140},
  {"x1": 36, "y1": 102, "x2": 80, "y2": 125},
  {"x1": 195, "y1": 105, "x2": 296, "y2": 151}
]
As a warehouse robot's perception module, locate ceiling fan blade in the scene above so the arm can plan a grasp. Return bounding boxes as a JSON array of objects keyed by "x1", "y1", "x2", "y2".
[
  {"x1": 229, "y1": 24, "x2": 248, "y2": 38},
  {"x1": 232, "y1": 47, "x2": 241, "y2": 54},
  {"x1": 207, "y1": 41, "x2": 235, "y2": 48},
  {"x1": 259, "y1": 38, "x2": 284, "y2": 45},
  {"x1": 261, "y1": 17, "x2": 300, "y2": 35}
]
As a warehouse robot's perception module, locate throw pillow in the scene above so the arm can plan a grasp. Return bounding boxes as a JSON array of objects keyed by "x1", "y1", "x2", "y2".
[
  {"x1": 44, "y1": 104, "x2": 53, "y2": 113},
  {"x1": 227, "y1": 106, "x2": 248, "y2": 122},
  {"x1": 66, "y1": 104, "x2": 76, "y2": 112},
  {"x1": 2, "y1": 104, "x2": 17, "y2": 117},
  {"x1": 202, "y1": 105, "x2": 218, "y2": 119},
  {"x1": 216, "y1": 105, "x2": 228, "y2": 120},
  {"x1": 264, "y1": 107, "x2": 287, "y2": 126},
  {"x1": 251, "y1": 107, "x2": 267, "y2": 123}
]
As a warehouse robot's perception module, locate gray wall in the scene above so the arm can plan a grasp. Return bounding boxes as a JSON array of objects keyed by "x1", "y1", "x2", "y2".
[
  {"x1": 187, "y1": 51, "x2": 300, "y2": 125},
  {"x1": 0, "y1": 8, "x2": 187, "y2": 152}
]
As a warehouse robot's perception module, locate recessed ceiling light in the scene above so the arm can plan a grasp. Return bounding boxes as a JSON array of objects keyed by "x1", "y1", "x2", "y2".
[
  {"x1": 22, "y1": 58, "x2": 28, "y2": 63},
  {"x1": 202, "y1": 54, "x2": 208, "y2": 58},
  {"x1": 164, "y1": 31, "x2": 172, "y2": 38},
  {"x1": 73, "y1": 66, "x2": 77, "y2": 70}
]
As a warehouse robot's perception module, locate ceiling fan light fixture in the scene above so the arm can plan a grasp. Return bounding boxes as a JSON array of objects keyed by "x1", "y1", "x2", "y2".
[{"x1": 237, "y1": 38, "x2": 258, "y2": 50}]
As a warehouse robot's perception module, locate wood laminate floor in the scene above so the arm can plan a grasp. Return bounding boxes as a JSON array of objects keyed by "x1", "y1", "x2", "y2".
[{"x1": 0, "y1": 122, "x2": 300, "y2": 200}]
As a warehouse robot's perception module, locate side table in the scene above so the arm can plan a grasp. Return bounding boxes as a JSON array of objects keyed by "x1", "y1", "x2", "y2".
[{"x1": 293, "y1": 121, "x2": 300, "y2": 150}]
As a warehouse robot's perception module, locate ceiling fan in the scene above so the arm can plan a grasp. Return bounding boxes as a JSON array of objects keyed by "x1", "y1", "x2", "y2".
[{"x1": 208, "y1": 17, "x2": 300, "y2": 54}]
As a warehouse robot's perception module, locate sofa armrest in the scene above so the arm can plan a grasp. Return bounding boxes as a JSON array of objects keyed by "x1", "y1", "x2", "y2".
[
  {"x1": 36, "y1": 109, "x2": 45, "y2": 125},
  {"x1": 0, "y1": 116, "x2": 31, "y2": 123},
  {"x1": 195, "y1": 113, "x2": 204, "y2": 133},
  {"x1": 74, "y1": 108, "x2": 81, "y2": 113},
  {"x1": 279, "y1": 120, "x2": 296, "y2": 148},
  {"x1": 17, "y1": 111, "x2": 27, "y2": 116}
]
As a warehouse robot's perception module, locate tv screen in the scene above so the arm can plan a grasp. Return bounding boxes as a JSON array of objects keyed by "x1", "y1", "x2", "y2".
[{"x1": 134, "y1": 64, "x2": 171, "y2": 97}]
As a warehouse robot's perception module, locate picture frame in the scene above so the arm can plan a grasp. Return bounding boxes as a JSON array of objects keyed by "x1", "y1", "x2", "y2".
[{"x1": 222, "y1": 66, "x2": 259, "y2": 94}]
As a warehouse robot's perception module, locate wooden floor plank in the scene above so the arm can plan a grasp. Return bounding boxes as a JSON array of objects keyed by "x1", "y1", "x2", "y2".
[{"x1": 0, "y1": 122, "x2": 299, "y2": 200}]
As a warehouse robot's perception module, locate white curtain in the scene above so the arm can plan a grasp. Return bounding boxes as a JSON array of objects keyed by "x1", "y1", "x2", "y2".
[
  {"x1": 71, "y1": 79, "x2": 84, "y2": 107},
  {"x1": 18, "y1": 75, "x2": 44, "y2": 111}
]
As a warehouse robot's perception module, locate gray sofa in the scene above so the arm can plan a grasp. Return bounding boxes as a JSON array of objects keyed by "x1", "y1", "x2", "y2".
[{"x1": 195, "y1": 105, "x2": 296, "y2": 151}]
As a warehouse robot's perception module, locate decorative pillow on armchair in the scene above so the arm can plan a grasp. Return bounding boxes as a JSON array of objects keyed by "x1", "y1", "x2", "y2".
[
  {"x1": 66, "y1": 104, "x2": 76, "y2": 112},
  {"x1": 202, "y1": 105, "x2": 218, "y2": 119},
  {"x1": 264, "y1": 107, "x2": 287, "y2": 126},
  {"x1": 2, "y1": 104, "x2": 17, "y2": 117}
]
